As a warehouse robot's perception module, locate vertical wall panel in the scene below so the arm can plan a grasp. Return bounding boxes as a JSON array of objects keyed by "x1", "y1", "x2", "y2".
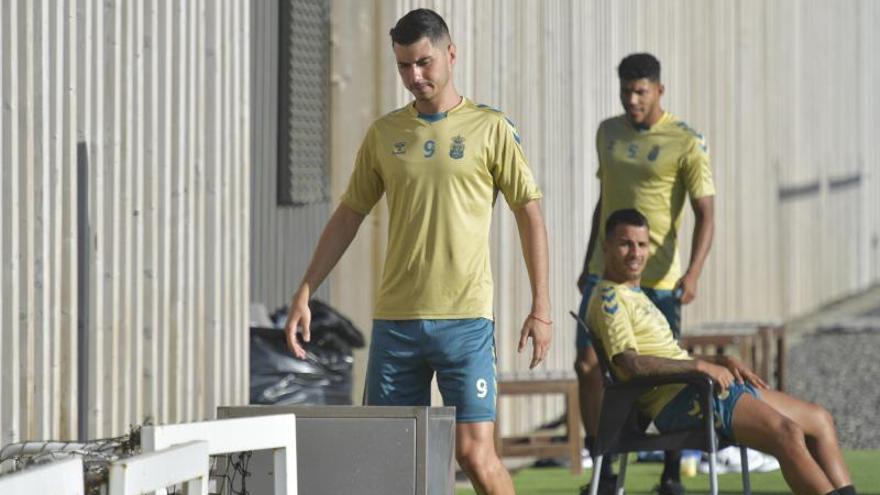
[
  {"x1": 0, "y1": 0, "x2": 250, "y2": 446},
  {"x1": 1, "y1": 0, "x2": 21, "y2": 445}
]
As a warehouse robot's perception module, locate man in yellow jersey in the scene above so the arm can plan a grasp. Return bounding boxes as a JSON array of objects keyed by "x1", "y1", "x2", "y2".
[
  {"x1": 588, "y1": 208, "x2": 856, "y2": 495},
  {"x1": 283, "y1": 9, "x2": 551, "y2": 494},
  {"x1": 574, "y1": 53, "x2": 716, "y2": 495}
]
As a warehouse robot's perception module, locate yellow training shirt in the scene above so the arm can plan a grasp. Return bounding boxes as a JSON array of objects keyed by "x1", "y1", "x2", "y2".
[
  {"x1": 588, "y1": 113, "x2": 715, "y2": 289},
  {"x1": 342, "y1": 98, "x2": 542, "y2": 320},
  {"x1": 587, "y1": 279, "x2": 691, "y2": 418}
]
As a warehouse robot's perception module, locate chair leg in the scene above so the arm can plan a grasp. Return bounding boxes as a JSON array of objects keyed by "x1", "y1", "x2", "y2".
[
  {"x1": 708, "y1": 450, "x2": 718, "y2": 495},
  {"x1": 707, "y1": 411, "x2": 719, "y2": 495},
  {"x1": 709, "y1": 451, "x2": 718, "y2": 495},
  {"x1": 615, "y1": 454, "x2": 628, "y2": 495},
  {"x1": 589, "y1": 455, "x2": 603, "y2": 495},
  {"x1": 739, "y1": 446, "x2": 752, "y2": 494}
]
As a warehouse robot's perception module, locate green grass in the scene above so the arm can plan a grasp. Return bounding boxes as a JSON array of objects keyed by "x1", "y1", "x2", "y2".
[{"x1": 455, "y1": 450, "x2": 880, "y2": 495}]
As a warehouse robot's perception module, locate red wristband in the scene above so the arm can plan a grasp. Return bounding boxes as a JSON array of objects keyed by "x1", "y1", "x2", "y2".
[{"x1": 528, "y1": 313, "x2": 553, "y2": 325}]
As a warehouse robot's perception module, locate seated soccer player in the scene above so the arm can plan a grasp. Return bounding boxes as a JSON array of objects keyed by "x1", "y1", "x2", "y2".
[{"x1": 587, "y1": 208, "x2": 856, "y2": 495}]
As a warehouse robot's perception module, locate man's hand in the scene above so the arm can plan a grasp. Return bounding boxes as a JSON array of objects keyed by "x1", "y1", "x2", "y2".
[
  {"x1": 673, "y1": 271, "x2": 699, "y2": 304},
  {"x1": 696, "y1": 360, "x2": 735, "y2": 392},
  {"x1": 717, "y1": 355, "x2": 769, "y2": 390},
  {"x1": 518, "y1": 315, "x2": 552, "y2": 369},
  {"x1": 283, "y1": 287, "x2": 312, "y2": 359}
]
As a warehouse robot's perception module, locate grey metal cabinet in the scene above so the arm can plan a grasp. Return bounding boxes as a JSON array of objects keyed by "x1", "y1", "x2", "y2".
[{"x1": 218, "y1": 406, "x2": 455, "y2": 495}]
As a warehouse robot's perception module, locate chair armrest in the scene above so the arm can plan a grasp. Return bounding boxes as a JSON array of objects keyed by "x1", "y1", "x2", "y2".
[{"x1": 608, "y1": 372, "x2": 715, "y2": 396}]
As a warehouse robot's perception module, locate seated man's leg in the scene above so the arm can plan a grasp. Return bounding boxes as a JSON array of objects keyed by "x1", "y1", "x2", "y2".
[
  {"x1": 732, "y1": 391, "x2": 851, "y2": 494},
  {"x1": 655, "y1": 383, "x2": 852, "y2": 494},
  {"x1": 429, "y1": 318, "x2": 513, "y2": 495},
  {"x1": 737, "y1": 389, "x2": 852, "y2": 490}
]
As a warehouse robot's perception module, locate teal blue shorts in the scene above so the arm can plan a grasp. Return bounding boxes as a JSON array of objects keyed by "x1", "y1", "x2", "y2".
[
  {"x1": 652, "y1": 381, "x2": 761, "y2": 440},
  {"x1": 364, "y1": 318, "x2": 497, "y2": 423},
  {"x1": 576, "y1": 274, "x2": 681, "y2": 349}
]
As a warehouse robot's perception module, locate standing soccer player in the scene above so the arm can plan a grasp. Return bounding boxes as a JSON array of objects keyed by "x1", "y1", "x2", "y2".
[
  {"x1": 574, "y1": 53, "x2": 715, "y2": 495},
  {"x1": 284, "y1": 9, "x2": 552, "y2": 494}
]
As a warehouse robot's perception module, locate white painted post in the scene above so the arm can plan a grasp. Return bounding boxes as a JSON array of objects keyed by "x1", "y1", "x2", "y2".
[
  {"x1": 140, "y1": 413, "x2": 297, "y2": 495},
  {"x1": 108, "y1": 440, "x2": 209, "y2": 495},
  {"x1": 0, "y1": 457, "x2": 84, "y2": 495}
]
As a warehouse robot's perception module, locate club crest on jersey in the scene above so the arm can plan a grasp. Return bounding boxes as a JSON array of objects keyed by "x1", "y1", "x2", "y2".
[
  {"x1": 392, "y1": 141, "x2": 407, "y2": 155},
  {"x1": 449, "y1": 135, "x2": 465, "y2": 159},
  {"x1": 648, "y1": 144, "x2": 661, "y2": 162}
]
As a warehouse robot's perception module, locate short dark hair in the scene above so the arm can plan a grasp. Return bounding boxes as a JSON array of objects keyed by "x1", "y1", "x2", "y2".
[
  {"x1": 618, "y1": 53, "x2": 661, "y2": 82},
  {"x1": 604, "y1": 208, "x2": 649, "y2": 237},
  {"x1": 389, "y1": 8, "x2": 450, "y2": 46}
]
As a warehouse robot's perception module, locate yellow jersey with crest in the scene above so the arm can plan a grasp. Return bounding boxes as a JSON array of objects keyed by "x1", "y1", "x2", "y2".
[
  {"x1": 588, "y1": 113, "x2": 715, "y2": 290},
  {"x1": 587, "y1": 279, "x2": 691, "y2": 418},
  {"x1": 342, "y1": 97, "x2": 542, "y2": 320}
]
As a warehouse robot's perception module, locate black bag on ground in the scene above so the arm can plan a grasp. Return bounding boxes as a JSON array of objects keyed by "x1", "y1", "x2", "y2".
[{"x1": 250, "y1": 299, "x2": 365, "y2": 405}]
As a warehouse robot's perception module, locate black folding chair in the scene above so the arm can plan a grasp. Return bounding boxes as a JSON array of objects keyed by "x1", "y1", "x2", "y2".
[{"x1": 570, "y1": 311, "x2": 751, "y2": 495}]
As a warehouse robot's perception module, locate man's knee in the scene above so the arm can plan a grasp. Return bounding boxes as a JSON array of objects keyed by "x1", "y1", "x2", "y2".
[
  {"x1": 770, "y1": 417, "x2": 808, "y2": 455},
  {"x1": 808, "y1": 402, "x2": 836, "y2": 438},
  {"x1": 456, "y1": 423, "x2": 500, "y2": 474},
  {"x1": 456, "y1": 438, "x2": 498, "y2": 474}
]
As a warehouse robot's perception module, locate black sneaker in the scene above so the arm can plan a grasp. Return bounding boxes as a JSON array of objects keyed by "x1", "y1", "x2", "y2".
[
  {"x1": 578, "y1": 474, "x2": 618, "y2": 495},
  {"x1": 654, "y1": 479, "x2": 685, "y2": 495}
]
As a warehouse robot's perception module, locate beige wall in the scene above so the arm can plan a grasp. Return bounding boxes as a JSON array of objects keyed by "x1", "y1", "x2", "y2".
[
  {"x1": 0, "y1": 0, "x2": 250, "y2": 446},
  {"x1": 329, "y1": 0, "x2": 880, "y2": 434}
]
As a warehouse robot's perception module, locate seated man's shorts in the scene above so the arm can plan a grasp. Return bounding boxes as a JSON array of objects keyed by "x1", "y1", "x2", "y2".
[
  {"x1": 576, "y1": 274, "x2": 682, "y2": 349},
  {"x1": 364, "y1": 318, "x2": 497, "y2": 423},
  {"x1": 652, "y1": 381, "x2": 761, "y2": 440}
]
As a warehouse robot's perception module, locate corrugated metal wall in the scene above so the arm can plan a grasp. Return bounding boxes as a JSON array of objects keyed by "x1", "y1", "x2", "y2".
[
  {"x1": 0, "y1": 0, "x2": 250, "y2": 446},
  {"x1": 330, "y1": 0, "x2": 880, "y2": 435}
]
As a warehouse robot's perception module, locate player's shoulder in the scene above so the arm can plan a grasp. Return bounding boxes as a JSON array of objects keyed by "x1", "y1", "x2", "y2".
[
  {"x1": 601, "y1": 115, "x2": 627, "y2": 128},
  {"x1": 366, "y1": 104, "x2": 417, "y2": 141},
  {"x1": 664, "y1": 113, "x2": 708, "y2": 150},
  {"x1": 468, "y1": 99, "x2": 523, "y2": 142},
  {"x1": 597, "y1": 115, "x2": 628, "y2": 136},
  {"x1": 593, "y1": 280, "x2": 626, "y2": 317},
  {"x1": 469, "y1": 100, "x2": 515, "y2": 125},
  {"x1": 376, "y1": 103, "x2": 413, "y2": 124}
]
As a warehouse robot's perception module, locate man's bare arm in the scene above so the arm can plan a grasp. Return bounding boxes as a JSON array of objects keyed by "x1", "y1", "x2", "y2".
[
  {"x1": 696, "y1": 354, "x2": 769, "y2": 389},
  {"x1": 577, "y1": 195, "x2": 602, "y2": 292},
  {"x1": 675, "y1": 195, "x2": 714, "y2": 304},
  {"x1": 613, "y1": 349, "x2": 735, "y2": 390},
  {"x1": 284, "y1": 203, "x2": 366, "y2": 358},
  {"x1": 512, "y1": 199, "x2": 552, "y2": 369}
]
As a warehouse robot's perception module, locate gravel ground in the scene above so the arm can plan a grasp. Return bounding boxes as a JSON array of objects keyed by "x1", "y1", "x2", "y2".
[{"x1": 785, "y1": 317, "x2": 880, "y2": 449}]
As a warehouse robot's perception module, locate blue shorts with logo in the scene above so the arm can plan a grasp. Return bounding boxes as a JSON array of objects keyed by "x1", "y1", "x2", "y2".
[
  {"x1": 576, "y1": 274, "x2": 682, "y2": 349},
  {"x1": 653, "y1": 382, "x2": 761, "y2": 440},
  {"x1": 364, "y1": 318, "x2": 497, "y2": 423}
]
